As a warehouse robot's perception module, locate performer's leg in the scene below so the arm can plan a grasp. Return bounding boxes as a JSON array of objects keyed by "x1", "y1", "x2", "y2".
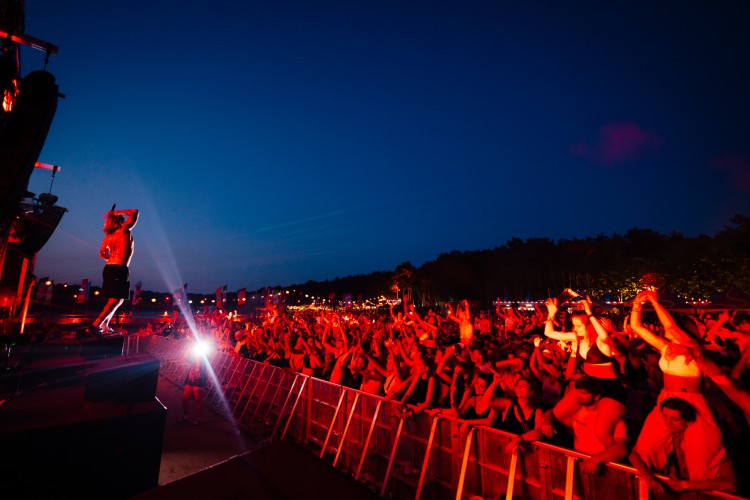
[{"x1": 94, "y1": 298, "x2": 123, "y2": 331}]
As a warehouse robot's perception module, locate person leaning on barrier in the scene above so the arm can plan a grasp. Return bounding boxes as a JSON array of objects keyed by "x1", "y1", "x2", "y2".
[
  {"x1": 435, "y1": 345, "x2": 471, "y2": 419},
  {"x1": 456, "y1": 371, "x2": 494, "y2": 421},
  {"x1": 543, "y1": 375, "x2": 629, "y2": 474},
  {"x1": 486, "y1": 375, "x2": 544, "y2": 453},
  {"x1": 629, "y1": 290, "x2": 729, "y2": 483},
  {"x1": 629, "y1": 397, "x2": 737, "y2": 494},
  {"x1": 389, "y1": 349, "x2": 437, "y2": 420}
]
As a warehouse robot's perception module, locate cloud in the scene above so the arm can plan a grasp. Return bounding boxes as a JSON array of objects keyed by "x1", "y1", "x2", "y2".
[
  {"x1": 710, "y1": 152, "x2": 750, "y2": 191},
  {"x1": 571, "y1": 122, "x2": 662, "y2": 167}
]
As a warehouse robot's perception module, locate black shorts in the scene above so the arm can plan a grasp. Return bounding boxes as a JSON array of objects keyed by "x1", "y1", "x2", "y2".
[{"x1": 102, "y1": 264, "x2": 130, "y2": 299}]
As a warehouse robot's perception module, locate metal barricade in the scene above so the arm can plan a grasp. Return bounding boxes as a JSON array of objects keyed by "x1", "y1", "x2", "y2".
[{"x1": 133, "y1": 336, "x2": 748, "y2": 500}]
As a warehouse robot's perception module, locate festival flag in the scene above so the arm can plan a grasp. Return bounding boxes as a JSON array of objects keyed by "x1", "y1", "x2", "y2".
[
  {"x1": 131, "y1": 281, "x2": 141, "y2": 305},
  {"x1": 78, "y1": 279, "x2": 90, "y2": 304},
  {"x1": 172, "y1": 283, "x2": 187, "y2": 304},
  {"x1": 215, "y1": 285, "x2": 227, "y2": 308},
  {"x1": 343, "y1": 292, "x2": 352, "y2": 304},
  {"x1": 237, "y1": 288, "x2": 246, "y2": 303}
]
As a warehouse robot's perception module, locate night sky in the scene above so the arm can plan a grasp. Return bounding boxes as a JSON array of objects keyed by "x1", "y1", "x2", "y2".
[{"x1": 19, "y1": 1, "x2": 750, "y2": 294}]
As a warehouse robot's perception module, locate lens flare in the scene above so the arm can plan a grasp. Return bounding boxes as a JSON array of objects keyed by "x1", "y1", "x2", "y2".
[{"x1": 192, "y1": 338, "x2": 213, "y2": 357}]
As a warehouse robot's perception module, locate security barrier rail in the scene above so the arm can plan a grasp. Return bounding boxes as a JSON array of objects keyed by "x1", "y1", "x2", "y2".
[{"x1": 125, "y1": 336, "x2": 747, "y2": 500}]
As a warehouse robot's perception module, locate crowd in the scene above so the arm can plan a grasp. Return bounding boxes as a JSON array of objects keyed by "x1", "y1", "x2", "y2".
[{"x1": 136, "y1": 290, "x2": 750, "y2": 496}]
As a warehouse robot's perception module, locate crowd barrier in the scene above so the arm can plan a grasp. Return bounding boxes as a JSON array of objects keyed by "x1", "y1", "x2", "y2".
[{"x1": 124, "y1": 335, "x2": 746, "y2": 500}]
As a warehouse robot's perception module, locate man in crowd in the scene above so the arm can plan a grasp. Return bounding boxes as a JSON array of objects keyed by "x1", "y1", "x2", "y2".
[
  {"x1": 630, "y1": 397, "x2": 736, "y2": 494},
  {"x1": 544, "y1": 376, "x2": 629, "y2": 474}
]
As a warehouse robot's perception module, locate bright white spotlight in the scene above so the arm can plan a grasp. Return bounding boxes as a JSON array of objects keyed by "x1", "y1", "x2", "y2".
[{"x1": 192, "y1": 339, "x2": 213, "y2": 357}]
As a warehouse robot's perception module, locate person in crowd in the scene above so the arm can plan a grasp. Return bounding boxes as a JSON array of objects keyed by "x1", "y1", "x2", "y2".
[
  {"x1": 435, "y1": 344, "x2": 472, "y2": 418},
  {"x1": 379, "y1": 348, "x2": 410, "y2": 399},
  {"x1": 456, "y1": 371, "x2": 494, "y2": 421},
  {"x1": 348, "y1": 336, "x2": 386, "y2": 395},
  {"x1": 180, "y1": 347, "x2": 208, "y2": 425},
  {"x1": 529, "y1": 336, "x2": 565, "y2": 409},
  {"x1": 486, "y1": 376, "x2": 544, "y2": 452},
  {"x1": 476, "y1": 310, "x2": 492, "y2": 339},
  {"x1": 543, "y1": 294, "x2": 626, "y2": 448},
  {"x1": 630, "y1": 397, "x2": 736, "y2": 494},
  {"x1": 496, "y1": 304, "x2": 523, "y2": 338},
  {"x1": 233, "y1": 329, "x2": 251, "y2": 358},
  {"x1": 447, "y1": 299, "x2": 474, "y2": 346},
  {"x1": 321, "y1": 315, "x2": 352, "y2": 385},
  {"x1": 407, "y1": 302, "x2": 439, "y2": 345},
  {"x1": 546, "y1": 376, "x2": 629, "y2": 474},
  {"x1": 629, "y1": 289, "x2": 727, "y2": 484},
  {"x1": 390, "y1": 348, "x2": 437, "y2": 420}
]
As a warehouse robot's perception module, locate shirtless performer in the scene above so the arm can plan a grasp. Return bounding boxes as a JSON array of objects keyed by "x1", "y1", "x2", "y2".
[{"x1": 92, "y1": 205, "x2": 139, "y2": 335}]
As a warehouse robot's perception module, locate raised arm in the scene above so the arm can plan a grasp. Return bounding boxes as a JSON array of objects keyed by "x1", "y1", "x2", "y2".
[
  {"x1": 446, "y1": 303, "x2": 460, "y2": 324},
  {"x1": 582, "y1": 296, "x2": 610, "y2": 345},
  {"x1": 629, "y1": 291, "x2": 668, "y2": 352},
  {"x1": 118, "y1": 208, "x2": 139, "y2": 231},
  {"x1": 321, "y1": 322, "x2": 337, "y2": 353},
  {"x1": 543, "y1": 298, "x2": 576, "y2": 341},
  {"x1": 529, "y1": 340, "x2": 544, "y2": 380},
  {"x1": 694, "y1": 349, "x2": 750, "y2": 427},
  {"x1": 363, "y1": 351, "x2": 389, "y2": 377}
]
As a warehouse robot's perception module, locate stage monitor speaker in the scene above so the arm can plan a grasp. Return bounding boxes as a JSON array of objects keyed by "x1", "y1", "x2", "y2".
[{"x1": 84, "y1": 353, "x2": 160, "y2": 405}]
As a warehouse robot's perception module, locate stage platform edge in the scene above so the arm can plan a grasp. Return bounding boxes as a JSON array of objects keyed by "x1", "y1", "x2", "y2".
[{"x1": 131, "y1": 440, "x2": 382, "y2": 500}]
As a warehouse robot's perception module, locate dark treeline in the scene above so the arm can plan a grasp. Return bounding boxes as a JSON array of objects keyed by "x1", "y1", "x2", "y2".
[
  {"x1": 29, "y1": 215, "x2": 749, "y2": 315},
  {"x1": 286, "y1": 214, "x2": 750, "y2": 307}
]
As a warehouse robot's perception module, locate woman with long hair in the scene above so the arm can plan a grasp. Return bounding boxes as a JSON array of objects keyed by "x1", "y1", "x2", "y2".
[
  {"x1": 457, "y1": 371, "x2": 494, "y2": 421},
  {"x1": 487, "y1": 376, "x2": 544, "y2": 452},
  {"x1": 543, "y1": 295, "x2": 626, "y2": 447}
]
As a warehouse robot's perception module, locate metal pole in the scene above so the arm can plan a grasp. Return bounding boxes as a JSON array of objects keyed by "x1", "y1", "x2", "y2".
[
  {"x1": 14, "y1": 257, "x2": 29, "y2": 316},
  {"x1": 19, "y1": 276, "x2": 34, "y2": 334}
]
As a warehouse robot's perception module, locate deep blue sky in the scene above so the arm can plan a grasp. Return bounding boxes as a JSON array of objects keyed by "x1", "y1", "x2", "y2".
[{"x1": 20, "y1": 1, "x2": 750, "y2": 294}]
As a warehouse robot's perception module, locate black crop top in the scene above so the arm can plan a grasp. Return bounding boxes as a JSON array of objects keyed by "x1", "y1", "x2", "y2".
[{"x1": 576, "y1": 340, "x2": 613, "y2": 365}]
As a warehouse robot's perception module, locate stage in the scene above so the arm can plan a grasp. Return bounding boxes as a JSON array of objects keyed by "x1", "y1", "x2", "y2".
[{"x1": 0, "y1": 334, "x2": 383, "y2": 499}]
